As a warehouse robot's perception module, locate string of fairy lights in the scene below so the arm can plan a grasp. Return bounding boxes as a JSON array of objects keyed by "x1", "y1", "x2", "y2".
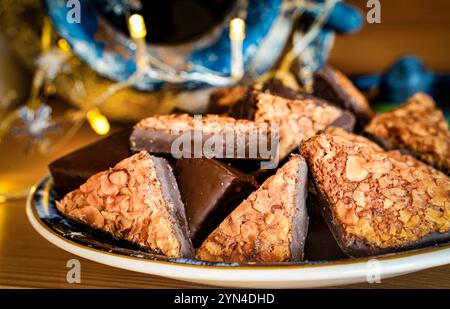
[
  {"x1": 0, "y1": 0, "x2": 335, "y2": 202},
  {"x1": 0, "y1": 12, "x2": 249, "y2": 145},
  {"x1": 1, "y1": 0, "x2": 335, "y2": 141}
]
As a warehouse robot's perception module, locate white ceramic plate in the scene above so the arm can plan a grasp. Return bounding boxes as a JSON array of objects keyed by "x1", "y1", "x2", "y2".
[{"x1": 27, "y1": 176, "x2": 450, "y2": 288}]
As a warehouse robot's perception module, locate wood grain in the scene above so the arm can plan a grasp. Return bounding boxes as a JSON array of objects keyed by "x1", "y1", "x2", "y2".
[{"x1": 0, "y1": 196, "x2": 449, "y2": 289}]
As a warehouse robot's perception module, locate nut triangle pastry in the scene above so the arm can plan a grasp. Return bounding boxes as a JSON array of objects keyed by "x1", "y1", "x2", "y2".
[
  {"x1": 56, "y1": 151, "x2": 194, "y2": 258},
  {"x1": 196, "y1": 154, "x2": 309, "y2": 263},
  {"x1": 301, "y1": 131, "x2": 450, "y2": 257},
  {"x1": 364, "y1": 92, "x2": 450, "y2": 175}
]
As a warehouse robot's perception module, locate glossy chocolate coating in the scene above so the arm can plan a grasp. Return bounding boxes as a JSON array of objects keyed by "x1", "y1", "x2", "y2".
[
  {"x1": 174, "y1": 158, "x2": 258, "y2": 246},
  {"x1": 260, "y1": 79, "x2": 312, "y2": 100},
  {"x1": 304, "y1": 186, "x2": 347, "y2": 261},
  {"x1": 130, "y1": 114, "x2": 273, "y2": 161},
  {"x1": 49, "y1": 128, "x2": 132, "y2": 196},
  {"x1": 313, "y1": 67, "x2": 374, "y2": 129}
]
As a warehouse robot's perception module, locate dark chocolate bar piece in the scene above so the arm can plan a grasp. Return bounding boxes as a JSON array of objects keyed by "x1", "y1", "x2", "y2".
[
  {"x1": 300, "y1": 131, "x2": 450, "y2": 257},
  {"x1": 56, "y1": 151, "x2": 194, "y2": 258},
  {"x1": 328, "y1": 111, "x2": 356, "y2": 133},
  {"x1": 130, "y1": 114, "x2": 273, "y2": 160},
  {"x1": 196, "y1": 155, "x2": 309, "y2": 263},
  {"x1": 313, "y1": 66, "x2": 374, "y2": 128},
  {"x1": 364, "y1": 92, "x2": 450, "y2": 175},
  {"x1": 174, "y1": 158, "x2": 259, "y2": 246},
  {"x1": 49, "y1": 128, "x2": 132, "y2": 196}
]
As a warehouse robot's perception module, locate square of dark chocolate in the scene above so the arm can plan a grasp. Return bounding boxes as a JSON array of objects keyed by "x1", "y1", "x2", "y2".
[
  {"x1": 49, "y1": 128, "x2": 132, "y2": 196},
  {"x1": 174, "y1": 158, "x2": 258, "y2": 246}
]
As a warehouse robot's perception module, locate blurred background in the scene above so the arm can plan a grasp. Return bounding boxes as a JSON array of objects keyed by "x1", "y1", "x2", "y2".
[
  {"x1": 331, "y1": 0, "x2": 450, "y2": 73},
  {"x1": 0, "y1": 0, "x2": 449, "y2": 199}
]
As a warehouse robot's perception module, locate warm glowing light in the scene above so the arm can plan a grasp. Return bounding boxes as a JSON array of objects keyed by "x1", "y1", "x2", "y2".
[
  {"x1": 41, "y1": 17, "x2": 52, "y2": 52},
  {"x1": 0, "y1": 195, "x2": 6, "y2": 204},
  {"x1": 229, "y1": 18, "x2": 245, "y2": 80},
  {"x1": 57, "y1": 39, "x2": 71, "y2": 52},
  {"x1": 229, "y1": 18, "x2": 245, "y2": 41},
  {"x1": 87, "y1": 108, "x2": 110, "y2": 135},
  {"x1": 128, "y1": 14, "x2": 147, "y2": 39}
]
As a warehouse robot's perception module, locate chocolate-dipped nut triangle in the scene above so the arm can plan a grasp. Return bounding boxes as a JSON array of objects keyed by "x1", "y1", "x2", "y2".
[
  {"x1": 230, "y1": 91, "x2": 353, "y2": 160},
  {"x1": 364, "y1": 92, "x2": 450, "y2": 175},
  {"x1": 130, "y1": 114, "x2": 273, "y2": 161},
  {"x1": 196, "y1": 154, "x2": 309, "y2": 263},
  {"x1": 313, "y1": 66, "x2": 374, "y2": 127},
  {"x1": 301, "y1": 131, "x2": 450, "y2": 257},
  {"x1": 56, "y1": 151, "x2": 194, "y2": 258},
  {"x1": 324, "y1": 127, "x2": 445, "y2": 178},
  {"x1": 206, "y1": 81, "x2": 309, "y2": 116}
]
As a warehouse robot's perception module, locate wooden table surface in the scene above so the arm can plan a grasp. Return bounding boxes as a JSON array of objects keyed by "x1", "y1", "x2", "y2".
[{"x1": 0, "y1": 115, "x2": 449, "y2": 289}]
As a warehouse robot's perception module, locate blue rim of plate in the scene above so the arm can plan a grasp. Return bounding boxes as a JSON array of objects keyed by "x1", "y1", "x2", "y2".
[{"x1": 28, "y1": 175, "x2": 450, "y2": 269}]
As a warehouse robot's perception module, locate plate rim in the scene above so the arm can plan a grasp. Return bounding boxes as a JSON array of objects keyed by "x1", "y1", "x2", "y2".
[{"x1": 26, "y1": 176, "x2": 450, "y2": 286}]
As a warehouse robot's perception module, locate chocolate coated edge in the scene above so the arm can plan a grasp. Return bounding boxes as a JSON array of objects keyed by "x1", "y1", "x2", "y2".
[
  {"x1": 130, "y1": 126, "x2": 271, "y2": 160},
  {"x1": 228, "y1": 89, "x2": 258, "y2": 120},
  {"x1": 152, "y1": 155, "x2": 195, "y2": 258},
  {"x1": 207, "y1": 86, "x2": 249, "y2": 115},
  {"x1": 192, "y1": 179, "x2": 256, "y2": 247},
  {"x1": 50, "y1": 128, "x2": 132, "y2": 196},
  {"x1": 174, "y1": 158, "x2": 258, "y2": 246},
  {"x1": 313, "y1": 68, "x2": 372, "y2": 129},
  {"x1": 130, "y1": 128, "x2": 177, "y2": 154},
  {"x1": 260, "y1": 80, "x2": 312, "y2": 101},
  {"x1": 330, "y1": 111, "x2": 356, "y2": 133},
  {"x1": 290, "y1": 158, "x2": 309, "y2": 261}
]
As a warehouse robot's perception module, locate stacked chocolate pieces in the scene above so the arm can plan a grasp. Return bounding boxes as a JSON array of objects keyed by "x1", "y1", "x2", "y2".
[{"x1": 51, "y1": 68, "x2": 450, "y2": 263}]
